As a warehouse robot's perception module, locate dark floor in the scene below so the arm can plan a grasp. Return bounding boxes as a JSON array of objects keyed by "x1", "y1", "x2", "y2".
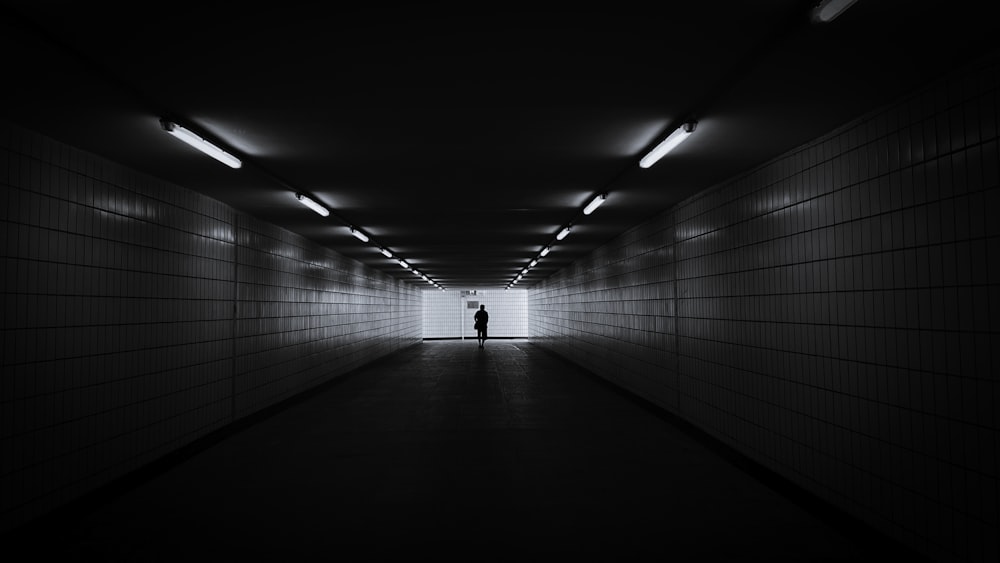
[{"x1": 8, "y1": 339, "x2": 923, "y2": 562}]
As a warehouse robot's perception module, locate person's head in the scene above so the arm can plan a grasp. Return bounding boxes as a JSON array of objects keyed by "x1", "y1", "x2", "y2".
[{"x1": 480, "y1": 305, "x2": 485, "y2": 310}]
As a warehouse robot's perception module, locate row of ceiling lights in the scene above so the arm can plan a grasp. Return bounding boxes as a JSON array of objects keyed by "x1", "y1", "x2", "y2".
[
  {"x1": 505, "y1": 119, "x2": 696, "y2": 290},
  {"x1": 161, "y1": 109, "x2": 684, "y2": 293},
  {"x1": 159, "y1": 118, "x2": 445, "y2": 290},
  {"x1": 295, "y1": 192, "x2": 444, "y2": 290},
  {"x1": 505, "y1": 0, "x2": 858, "y2": 289},
  {"x1": 159, "y1": 0, "x2": 857, "y2": 292}
]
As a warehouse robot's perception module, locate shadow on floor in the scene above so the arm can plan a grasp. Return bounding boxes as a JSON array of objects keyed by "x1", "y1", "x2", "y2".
[{"x1": 6, "y1": 339, "x2": 927, "y2": 562}]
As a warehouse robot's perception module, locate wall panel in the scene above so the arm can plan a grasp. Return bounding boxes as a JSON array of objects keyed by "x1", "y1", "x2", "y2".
[
  {"x1": 0, "y1": 121, "x2": 421, "y2": 532},
  {"x1": 529, "y1": 56, "x2": 999, "y2": 563}
]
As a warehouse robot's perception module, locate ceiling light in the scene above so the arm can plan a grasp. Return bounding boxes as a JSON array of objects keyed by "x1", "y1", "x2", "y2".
[
  {"x1": 811, "y1": 0, "x2": 859, "y2": 22},
  {"x1": 398, "y1": 259, "x2": 409, "y2": 269},
  {"x1": 350, "y1": 227, "x2": 369, "y2": 242},
  {"x1": 540, "y1": 246, "x2": 551, "y2": 257},
  {"x1": 295, "y1": 193, "x2": 329, "y2": 217},
  {"x1": 530, "y1": 259, "x2": 538, "y2": 268},
  {"x1": 380, "y1": 248, "x2": 393, "y2": 258},
  {"x1": 583, "y1": 193, "x2": 607, "y2": 215},
  {"x1": 159, "y1": 119, "x2": 242, "y2": 169},
  {"x1": 639, "y1": 121, "x2": 697, "y2": 169},
  {"x1": 556, "y1": 226, "x2": 571, "y2": 241}
]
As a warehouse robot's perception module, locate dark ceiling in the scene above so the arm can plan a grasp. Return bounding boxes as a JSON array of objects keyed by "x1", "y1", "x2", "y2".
[{"x1": 2, "y1": 2, "x2": 996, "y2": 290}]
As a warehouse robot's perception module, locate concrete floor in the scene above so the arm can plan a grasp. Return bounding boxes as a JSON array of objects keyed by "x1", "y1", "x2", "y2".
[{"x1": 8, "y1": 339, "x2": 926, "y2": 562}]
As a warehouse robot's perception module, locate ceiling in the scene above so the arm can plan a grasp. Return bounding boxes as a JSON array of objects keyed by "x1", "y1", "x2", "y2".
[{"x1": 2, "y1": 2, "x2": 996, "y2": 290}]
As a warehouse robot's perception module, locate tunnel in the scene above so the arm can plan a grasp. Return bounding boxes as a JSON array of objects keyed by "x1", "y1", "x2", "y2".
[{"x1": 1, "y1": 3, "x2": 999, "y2": 562}]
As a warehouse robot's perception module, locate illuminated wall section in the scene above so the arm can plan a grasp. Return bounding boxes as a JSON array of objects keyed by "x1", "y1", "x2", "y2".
[{"x1": 0, "y1": 121, "x2": 422, "y2": 533}]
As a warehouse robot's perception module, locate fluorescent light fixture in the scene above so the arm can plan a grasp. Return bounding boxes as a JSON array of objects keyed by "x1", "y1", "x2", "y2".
[
  {"x1": 811, "y1": 0, "x2": 859, "y2": 22},
  {"x1": 639, "y1": 121, "x2": 697, "y2": 169},
  {"x1": 295, "y1": 193, "x2": 329, "y2": 217},
  {"x1": 540, "y1": 246, "x2": 551, "y2": 257},
  {"x1": 556, "y1": 226, "x2": 571, "y2": 241},
  {"x1": 350, "y1": 227, "x2": 369, "y2": 242},
  {"x1": 159, "y1": 119, "x2": 242, "y2": 169},
  {"x1": 583, "y1": 193, "x2": 607, "y2": 215},
  {"x1": 530, "y1": 259, "x2": 538, "y2": 268},
  {"x1": 398, "y1": 259, "x2": 409, "y2": 269},
  {"x1": 522, "y1": 268, "x2": 529, "y2": 275},
  {"x1": 380, "y1": 248, "x2": 393, "y2": 258}
]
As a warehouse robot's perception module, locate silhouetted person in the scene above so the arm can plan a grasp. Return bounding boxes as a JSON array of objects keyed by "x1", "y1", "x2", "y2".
[{"x1": 474, "y1": 304, "x2": 489, "y2": 348}]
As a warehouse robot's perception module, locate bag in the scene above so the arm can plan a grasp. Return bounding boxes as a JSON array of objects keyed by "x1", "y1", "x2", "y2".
[{"x1": 474, "y1": 320, "x2": 483, "y2": 330}]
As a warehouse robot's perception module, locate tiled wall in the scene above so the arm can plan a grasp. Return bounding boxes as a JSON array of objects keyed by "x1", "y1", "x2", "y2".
[
  {"x1": 529, "y1": 218, "x2": 678, "y2": 410},
  {"x1": 233, "y1": 218, "x2": 421, "y2": 417},
  {"x1": 530, "y1": 58, "x2": 999, "y2": 563},
  {"x1": 423, "y1": 288, "x2": 528, "y2": 339},
  {"x1": 0, "y1": 120, "x2": 422, "y2": 533}
]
